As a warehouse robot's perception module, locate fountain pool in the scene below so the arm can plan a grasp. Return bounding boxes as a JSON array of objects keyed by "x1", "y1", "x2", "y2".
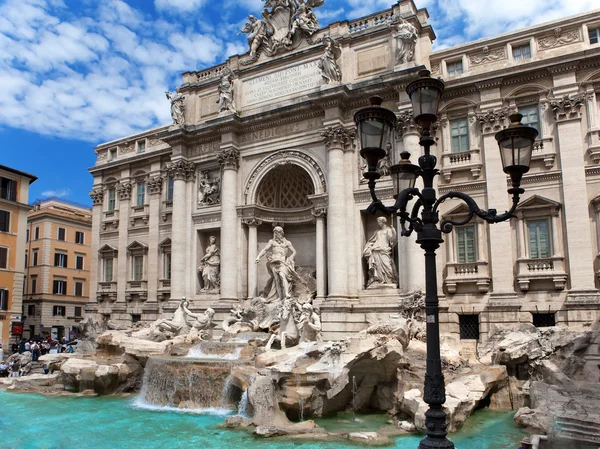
[{"x1": 0, "y1": 390, "x2": 527, "y2": 449}]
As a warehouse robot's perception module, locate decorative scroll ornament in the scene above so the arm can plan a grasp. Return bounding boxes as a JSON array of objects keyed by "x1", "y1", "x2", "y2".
[
  {"x1": 469, "y1": 46, "x2": 506, "y2": 65},
  {"x1": 239, "y1": 0, "x2": 324, "y2": 65},
  {"x1": 476, "y1": 108, "x2": 508, "y2": 133},
  {"x1": 147, "y1": 176, "x2": 163, "y2": 195},
  {"x1": 538, "y1": 27, "x2": 581, "y2": 50},
  {"x1": 166, "y1": 160, "x2": 196, "y2": 180},
  {"x1": 549, "y1": 94, "x2": 585, "y2": 121},
  {"x1": 89, "y1": 189, "x2": 104, "y2": 206},
  {"x1": 321, "y1": 126, "x2": 355, "y2": 149},
  {"x1": 218, "y1": 148, "x2": 241, "y2": 171},
  {"x1": 117, "y1": 182, "x2": 132, "y2": 200},
  {"x1": 243, "y1": 218, "x2": 263, "y2": 227}
]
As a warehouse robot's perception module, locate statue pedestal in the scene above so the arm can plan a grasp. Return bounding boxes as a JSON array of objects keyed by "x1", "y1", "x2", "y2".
[{"x1": 394, "y1": 61, "x2": 417, "y2": 72}]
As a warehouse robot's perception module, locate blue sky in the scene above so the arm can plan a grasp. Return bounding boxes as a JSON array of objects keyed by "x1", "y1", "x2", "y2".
[{"x1": 0, "y1": 0, "x2": 598, "y2": 206}]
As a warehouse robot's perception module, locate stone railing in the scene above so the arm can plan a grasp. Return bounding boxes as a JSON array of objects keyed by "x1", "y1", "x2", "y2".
[
  {"x1": 531, "y1": 137, "x2": 556, "y2": 168},
  {"x1": 127, "y1": 280, "x2": 147, "y2": 290},
  {"x1": 516, "y1": 256, "x2": 567, "y2": 291},
  {"x1": 182, "y1": 64, "x2": 228, "y2": 86},
  {"x1": 454, "y1": 263, "x2": 479, "y2": 275},
  {"x1": 527, "y1": 259, "x2": 554, "y2": 272},
  {"x1": 444, "y1": 261, "x2": 490, "y2": 294},
  {"x1": 159, "y1": 279, "x2": 171, "y2": 290},
  {"x1": 349, "y1": 10, "x2": 395, "y2": 33},
  {"x1": 441, "y1": 148, "x2": 482, "y2": 183},
  {"x1": 449, "y1": 151, "x2": 472, "y2": 165}
]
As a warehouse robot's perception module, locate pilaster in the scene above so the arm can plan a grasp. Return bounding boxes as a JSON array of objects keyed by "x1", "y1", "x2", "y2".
[
  {"x1": 88, "y1": 185, "x2": 103, "y2": 308},
  {"x1": 116, "y1": 175, "x2": 131, "y2": 311},
  {"x1": 146, "y1": 172, "x2": 162, "y2": 312},
  {"x1": 243, "y1": 218, "x2": 262, "y2": 299}
]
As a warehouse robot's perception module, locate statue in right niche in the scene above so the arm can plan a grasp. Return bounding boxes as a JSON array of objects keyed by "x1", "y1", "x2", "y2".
[{"x1": 363, "y1": 216, "x2": 398, "y2": 287}]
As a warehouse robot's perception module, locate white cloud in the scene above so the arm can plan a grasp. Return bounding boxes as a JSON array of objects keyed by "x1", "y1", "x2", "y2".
[
  {"x1": 41, "y1": 188, "x2": 71, "y2": 198},
  {"x1": 154, "y1": 0, "x2": 207, "y2": 12}
]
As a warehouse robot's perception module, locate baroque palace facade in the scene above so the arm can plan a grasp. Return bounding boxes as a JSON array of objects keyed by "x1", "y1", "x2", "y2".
[{"x1": 88, "y1": 0, "x2": 600, "y2": 341}]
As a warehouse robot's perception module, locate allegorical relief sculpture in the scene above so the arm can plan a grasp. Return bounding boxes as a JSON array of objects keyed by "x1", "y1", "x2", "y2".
[
  {"x1": 318, "y1": 36, "x2": 342, "y2": 84},
  {"x1": 363, "y1": 217, "x2": 398, "y2": 288},
  {"x1": 240, "y1": 0, "x2": 324, "y2": 63},
  {"x1": 216, "y1": 71, "x2": 236, "y2": 114},
  {"x1": 165, "y1": 89, "x2": 185, "y2": 126},
  {"x1": 198, "y1": 236, "x2": 220, "y2": 291},
  {"x1": 197, "y1": 171, "x2": 220, "y2": 206},
  {"x1": 395, "y1": 18, "x2": 418, "y2": 65}
]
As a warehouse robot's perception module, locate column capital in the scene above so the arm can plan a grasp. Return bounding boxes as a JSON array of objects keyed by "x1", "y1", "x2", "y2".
[
  {"x1": 89, "y1": 189, "x2": 103, "y2": 206},
  {"x1": 321, "y1": 125, "x2": 355, "y2": 150},
  {"x1": 243, "y1": 218, "x2": 263, "y2": 227},
  {"x1": 311, "y1": 207, "x2": 327, "y2": 220},
  {"x1": 396, "y1": 110, "x2": 419, "y2": 137},
  {"x1": 117, "y1": 181, "x2": 132, "y2": 200},
  {"x1": 166, "y1": 159, "x2": 195, "y2": 180},
  {"x1": 218, "y1": 148, "x2": 240, "y2": 171},
  {"x1": 147, "y1": 176, "x2": 163, "y2": 195},
  {"x1": 549, "y1": 94, "x2": 585, "y2": 122},
  {"x1": 476, "y1": 108, "x2": 508, "y2": 134}
]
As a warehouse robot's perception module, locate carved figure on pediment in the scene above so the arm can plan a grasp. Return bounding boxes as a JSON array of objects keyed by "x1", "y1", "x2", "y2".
[
  {"x1": 318, "y1": 36, "x2": 342, "y2": 84},
  {"x1": 197, "y1": 171, "x2": 220, "y2": 206},
  {"x1": 395, "y1": 18, "x2": 418, "y2": 64},
  {"x1": 198, "y1": 236, "x2": 220, "y2": 291},
  {"x1": 363, "y1": 217, "x2": 398, "y2": 288},
  {"x1": 240, "y1": 15, "x2": 268, "y2": 59},
  {"x1": 216, "y1": 71, "x2": 236, "y2": 114},
  {"x1": 165, "y1": 90, "x2": 185, "y2": 126},
  {"x1": 256, "y1": 226, "x2": 298, "y2": 301}
]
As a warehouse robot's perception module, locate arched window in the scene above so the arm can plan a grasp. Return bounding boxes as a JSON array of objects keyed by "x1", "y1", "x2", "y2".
[{"x1": 256, "y1": 164, "x2": 314, "y2": 209}]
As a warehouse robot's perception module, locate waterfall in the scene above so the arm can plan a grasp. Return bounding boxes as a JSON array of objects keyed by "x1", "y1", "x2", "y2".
[
  {"x1": 186, "y1": 342, "x2": 243, "y2": 360},
  {"x1": 295, "y1": 373, "x2": 305, "y2": 422},
  {"x1": 237, "y1": 390, "x2": 249, "y2": 417}
]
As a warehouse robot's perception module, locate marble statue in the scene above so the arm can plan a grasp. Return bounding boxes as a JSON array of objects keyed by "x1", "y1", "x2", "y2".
[
  {"x1": 289, "y1": 3, "x2": 319, "y2": 37},
  {"x1": 216, "y1": 72, "x2": 236, "y2": 113},
  {"x1": 363, "y1": 217, "x2": 398, "y2": 287},
  {"x1": 135, "y1": 297, "x2": 198, "y2": 341},
  {"x1": 318, "y1": 36, "x2": 342, "y2": 84},
  {"x1": 198, "y1": 236, "x2": 220, "y2": 291},
  {"x1": 186, "y1": 308, "x2": 215, "y2": 342},
  {"x1": 265, "y1": 296, "x2": 301, "y2": 350},
  {"x1": 197, "y1": 171, "x2": 220, "y2": 206},
  {"x1": 240, "y1": 15, "x2": 268, "y2": 59},
  {"x1": 298, "y1": 303, "x2": 322, "y2": 343},
  {"x1": 256, "y1": 226, "x2": 298, "y2": 301},
  {"x1": 165, "y1": 90, "x2": 185, "y2": 126},
  {"x1": 395, "y1": 18, "x2": 418, "y2": 64}
]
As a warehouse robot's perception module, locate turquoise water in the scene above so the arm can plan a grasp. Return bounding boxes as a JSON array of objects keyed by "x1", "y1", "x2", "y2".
[{"x1": 0, "y1": 391, "x2": 527, "y2": 449}]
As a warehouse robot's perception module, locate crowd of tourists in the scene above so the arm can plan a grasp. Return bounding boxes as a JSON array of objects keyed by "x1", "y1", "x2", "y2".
[{"x1": 0, "y1": 337, "x2": 75, "y2": 377}]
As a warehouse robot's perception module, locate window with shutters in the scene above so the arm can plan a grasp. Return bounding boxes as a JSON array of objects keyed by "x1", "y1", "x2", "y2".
[
  {"x1": 0, "y1": 177, "x2": 17, "y2": 201},
  {"x1": 165, "y1": 252, "x2": 171, "y2": 280},
  {"x1": 0, "y1": 247, "x2": 7, "y2": 269},
  {"x1": 456, "y1": 226, "x2": 476, "y2": 263},
  {"x1": 57, "y1": 227, "x2": 66, "y2": 241},
  {"x1": 74, "y1": 281, "x2": 84, "y2": 297},
  {"x1": 512, "y1": 43, "x2": 531, "y2": 62},
  {"x1": 26, "y1": 229, "x2": 29, "y2": 242},
  {"x1": 136, "y1": 182, "x2": 146, "y2": 206},
  {"x1": 167, "y1": 176, "x2": 174, "y2": 202},
  {"x1": 27, "y1": 305, "x2": 35, "y2": 316},
  {"x1": 75, "y1": 231, "x2": 85, "y2": 244},
  {"x1": 76, "y1": 256, "x2": 84, "y2": 270},
  {"x1": 137, "y1": 140, "x2": 146, "y2": 153},
  {"x1": 32, "y1": 250, "x2": 38, "y2": 266},
  {"x1": 459, "y1": 315, "x2": 480, "y2": 340},
  {"x1": 31, "y1": 277, "x2": 37, "y2": 294},
  {"x1": 52, "y1": 305, "x2": 66, "y2": 316},
  {"x1": 0, "y1": 289, "x2": 8, "y2": 310},
  {"x1": 34, "y1": 226, "x2": 40, "y2": 240},
  {"x1": 54, "y1": 252, "x2": 68, "y2": 268},
  {"x1": 107, "y1": 188, "x2": 116, "y2": 211},
  {"x1": 0, "y1": 210, "x2": 10, "y2": 232},
  {"x1": 74, "y1": 306, "x2": 82, "y2": 317},
  {"x1": 103, "y1": 258, "x2": 114, "y2": 282},
  {"x1": 53, "y1": 279, "x2": 67, "y2": 295},
  {"x1": 447, "y1": 60, "x2": 463, "y2": 76},
  {"x1": 589, "y1": 27, "x2": 600, "y2": 45},
  {"x1": 450, "y1": 118, "x2": 469, "y2": 153},
  {"x1": 133, "y1": 255, "x2": 144, "y2": 281},
  {"x1": 527, "y1": 219, "x2": 551, "y2": 259},
  {"x1": 518, "y1": 105, "x2": 540, "y2": 135}
]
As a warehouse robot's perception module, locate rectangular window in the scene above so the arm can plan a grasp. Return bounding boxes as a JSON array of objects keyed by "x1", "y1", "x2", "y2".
[
  {"x1": 167, "y1": 176, "x2": 174, "y2": 202},
  {"x1": 53, "y1": 280, "x2": 67, "y2": 295},
  {"x1": 57, "y1": 227, "x2": 66, "y2": 241},
  {"x1": 75, "y1": 231, "x2": 85, "y2": 244},
  {"x1": 0, "y1": 289, "x2": 8, "y2": 310},
  {"x1": 104, "y1": 258, "x2": 113, "y2": 282},
  {"x1": 52, "y1": 305, "x2": 66, "y2": 316},
  {"x1": 456, "y1": 226, "x2": 476, "y2": 264},
  {"x1": 133, "y1": 255, "x2": 144, "y2": 281},
  {"x1": 27, "y1": 304, "x2": 35, "y2": 316},
  {"x1": 54, "y1": 253, "x2": 68, "y2": 268},
  {"x1": 76, "y1": 256, "x2": 84, "y2": 270},
  {"x1": 136, "y1": 183, "x2": 145, "y2": 206},
  {"x1": 24, "y1": 254, "x2": 27, "y2": 268},
  {"x1": 137, "y1": 140, "x2": 146, "y2": 153},
  {"x1": 0, "y1": 177, "x2": 17, "y2": 201},
  {"x1": 527, "y1": 219, "x2": 551, "y2": 259},
  {"x1": 131, "y1": 314, "x2": 141, "y2": 323},
  {"x1": 512, "y1": 43, "x2": 531, "y2": 62},
  {"x1": 107, "y1": 188, "x2": 116, "y2": 211},
  {"x1": 532, "y1": 313, "x2": 556, "y2": 328},
  {"x1": 32, "y1": 250, "x2": 38, "y2": 266},
  {"x1": 109, "y1": 149, "x2": 117, "y2": 161},
  {"x1": 34, "y1": 226, "x2": 40, "y2": 240},
  {"x1": 31, "y1": 277, "x2": 37, "y2": 294},
  {"x1": 165, "y1": 252, "x2": 172, "y2": 280},
  {"x1": 519, "y1": 105, "x2": 540, "y2": 134},
  {"x1": 74, "y1": 281, "x2": 83, "y2": 297},
  {"x1": 26, "y1": 229, "x2": 29, "y2": 242},
  {"x1": 589, "y1": 27, "x2": 600, "y2": 45},
  {"x1": 0, "y1": 247, "x2": 7, "y2": 269},
  {"x1": 459, "y1": 315, "x2": 480, "y2": 340},
  {"x1": 0, "y1": 210, "x2": 10, "y2": 232},
  {"x1": 450, "y1": 118, "x2": 469, "y2": 153},
  {"x1": 74, "y1": 306, "x2": 82, "y2": 317},
  {"x1": 447, "y1": 60, "x2": 463, "y2": 76}
]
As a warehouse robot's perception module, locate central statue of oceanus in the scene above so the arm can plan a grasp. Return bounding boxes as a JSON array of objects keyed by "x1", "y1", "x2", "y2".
[{"x1": 239, "y1": 0, "x2": 325, "y2": 63}]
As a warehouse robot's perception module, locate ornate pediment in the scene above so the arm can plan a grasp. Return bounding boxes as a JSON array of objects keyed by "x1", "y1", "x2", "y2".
[
  {"x1": 98, "y1": 244, "x2": 118, "y2": 255},
  {"x1": 517, "y1": 194, "x2": 561, "y2": 212},
  {"x1": 126, "y1": 240, "x2": 149, "y2": 253}
]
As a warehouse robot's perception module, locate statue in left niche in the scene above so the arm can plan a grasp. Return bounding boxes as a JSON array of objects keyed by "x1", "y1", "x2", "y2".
[
  {"x1": 166, "y1": 89, "x2": 185, "y2": 126},
  {"x1": 216, "y1": 71, "x2": 236, "y2": 114},
  {"x1": 197, "y1": 171, "x2": 220, "y2": 206},
  {"x1": 198, "y1": 236, "x2": 221, "y2": 292}
]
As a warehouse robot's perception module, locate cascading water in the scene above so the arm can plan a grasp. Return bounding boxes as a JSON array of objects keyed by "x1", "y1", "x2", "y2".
[
  {"x1": 295, "y1": 373, "x2": 305, "y2": 422},
  {"x1": 237, "y1": 390, "x2": 249, "y2": 417}
]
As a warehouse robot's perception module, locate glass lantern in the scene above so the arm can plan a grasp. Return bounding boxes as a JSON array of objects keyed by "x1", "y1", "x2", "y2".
[{"x1": 495, "y1": 113, "x2": 538, "y2": 186}]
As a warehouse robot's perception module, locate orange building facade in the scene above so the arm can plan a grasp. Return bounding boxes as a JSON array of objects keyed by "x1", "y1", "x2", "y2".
[
  {"x1": 0, "y1": 165, "x2": 36, "y2": 348},
  {"x1": 23, "y1": 199, "x2": 92, "y2": 341}
]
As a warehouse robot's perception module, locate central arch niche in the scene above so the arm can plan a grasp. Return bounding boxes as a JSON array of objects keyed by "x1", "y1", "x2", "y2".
[{"x1": 256, "y1": 164, "x2": 315, "y2": 209}]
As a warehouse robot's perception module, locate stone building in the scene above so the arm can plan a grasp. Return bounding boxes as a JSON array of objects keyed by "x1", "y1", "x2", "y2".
[
  {"x1": 0, "y1": 164, "x2": 37, "y2": 347},
  {"x1": 23, "y1": 199, "x2": 92, "y2": 341},
  {"x1": 87, "y1": 0, "x2": 600, "y2": 342}
]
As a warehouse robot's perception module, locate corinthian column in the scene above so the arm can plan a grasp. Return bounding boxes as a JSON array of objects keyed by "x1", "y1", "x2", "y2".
[
  {"x1": 218, "y1": 147, "x2": 240, "y2": 301},
  {"x1": 166, "y1": 159, "x2": 195, "y2": 301},
  {"x1": 322, "y1": 126, "x2": 353, "y2": 299}
]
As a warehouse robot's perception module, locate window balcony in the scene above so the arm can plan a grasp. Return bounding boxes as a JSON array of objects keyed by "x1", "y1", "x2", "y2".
[
  {"x1": 126, "y1": 280, "x2": 148, "y2": 301},
  {"x1": 101, "y1": 210, "x2": 119, "y2": 231},
  {"x1": 531, "y1": 137, "x2": 556, "y2": 168},
  {"x1": 129, "y1": 204, "x2": 149, "y2": 227},
  {"x1": 516, "y1": 256, "x2": 567, "y2": 291},
  {"x1": 97, "y1": 281, "x2": 117, "y2": 301},
  {"x1": 586, "y1": 129, "x2": 600, "y2": 164},
  {"x1": 440, "y1": 148, "x2": 483, "y2": 183},
  {"x1": 444, "y1": 261, "x2": 490, "y2": 294}
]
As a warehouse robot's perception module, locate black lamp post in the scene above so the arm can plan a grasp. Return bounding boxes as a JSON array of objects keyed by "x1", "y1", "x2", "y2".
[{"x1": 355, "y1": 70, "x2": 538, "y2": 449}]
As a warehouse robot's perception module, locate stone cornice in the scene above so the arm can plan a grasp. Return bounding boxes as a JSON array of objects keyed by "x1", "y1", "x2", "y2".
[
  {"x1": 237, "y1": 204, "x2": 315, "y2": 224},
  {"x1": 508, "y1": 171, "x2": 562, "y2": 186},
  {"x1": 438, "y1": 181, "x2": 487, "y2": 195},
  {"x1": 354, "y1": 187, "x2": 394, "y2": 203}
]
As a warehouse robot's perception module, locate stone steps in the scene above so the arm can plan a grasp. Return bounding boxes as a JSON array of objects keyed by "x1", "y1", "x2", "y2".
[{"x1": 555, "y1": 416, "x2": 600, "y2": 445}]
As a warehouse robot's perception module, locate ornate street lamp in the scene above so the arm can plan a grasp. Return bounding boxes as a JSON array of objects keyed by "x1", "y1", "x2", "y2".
[{"x1": 355, "y1": 70, "x2": 537, "y2": 449}]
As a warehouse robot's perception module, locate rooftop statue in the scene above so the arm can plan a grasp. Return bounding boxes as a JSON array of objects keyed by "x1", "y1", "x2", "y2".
[
  {"x1": 395, "y1": 17, "x2": 419, "y2": 65},
  {"x1": 165, "y1": 90, "x2": 185, "y2": 127}
]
